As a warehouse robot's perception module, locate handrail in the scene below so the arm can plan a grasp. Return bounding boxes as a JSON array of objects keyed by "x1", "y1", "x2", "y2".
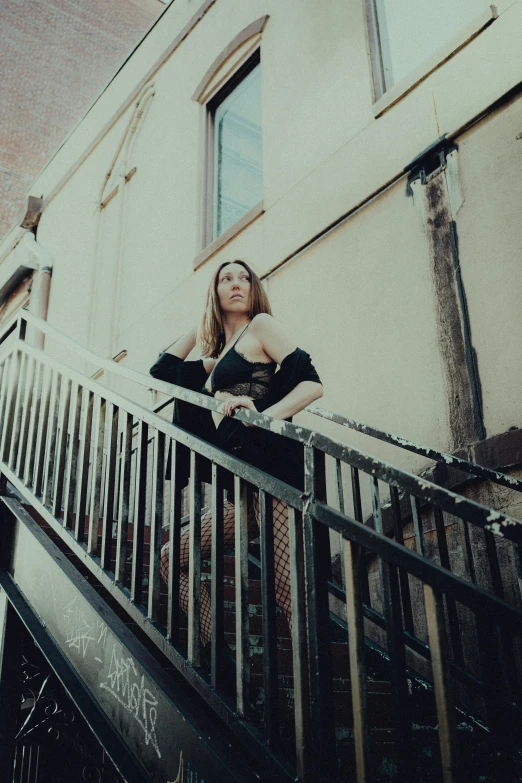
[
  {"x1": 10, "y1": 336, "x2": 522, "y2": 542},
  {"x1": 3, "y1": 308, "x2": 522, "y2": 542},
  {"x1": 316, "y1": 499, "x2": 522, "y2": 625},
  {"x1": 307, "y1": 403, "x2": 522, "y2": 494},
  {"x1": 13, "y1": 310, "x2": 522, "y2": 497},
  {"x1": 16, "y1": 340, "x2": 304, "y2": 510}
]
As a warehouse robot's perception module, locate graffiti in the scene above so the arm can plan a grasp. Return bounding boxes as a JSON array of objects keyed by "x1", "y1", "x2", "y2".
[
  {"x1": 167, "y1": 751, "x2": 204, "y2": 783},
  {"x1": 96, "y1": 620, "x2": 108, "y2": 646},
  {"x1": 168, "y1": 751, "x2": 184, "y2": 783},
  {"x1": 100, "y1": 645, "x2": 161, "y2": 759},
  {"x1": 62, "y1": 598, "x2": 108, "y2": 660}
]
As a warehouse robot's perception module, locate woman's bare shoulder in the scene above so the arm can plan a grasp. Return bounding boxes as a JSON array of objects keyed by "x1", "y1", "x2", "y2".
[
  {"x1": 250, "y1": 312, "x2": 279, "y2": 334},
  {"x1": 250, "y1": 314, "x2": 297, "y2": 363}
]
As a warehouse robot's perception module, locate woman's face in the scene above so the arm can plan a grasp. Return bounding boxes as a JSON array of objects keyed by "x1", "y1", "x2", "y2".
[{"x1": 216, "y1": 263, "x2": 252, "y2": 315}]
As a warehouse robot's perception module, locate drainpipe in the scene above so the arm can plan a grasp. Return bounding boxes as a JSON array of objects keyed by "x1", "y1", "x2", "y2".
[{"x1": 20, "y1": 233, "x2": 53, "y2": 349}]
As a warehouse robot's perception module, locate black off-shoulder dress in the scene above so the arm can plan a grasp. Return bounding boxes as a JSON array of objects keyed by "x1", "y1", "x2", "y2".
[{"x1": 150, "y1": 346, "x2": 321, "y2": 492}]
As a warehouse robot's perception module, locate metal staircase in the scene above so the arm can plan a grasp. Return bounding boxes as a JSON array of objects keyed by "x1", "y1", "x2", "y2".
[{"x1": 0, "y1": 310, "x2": 521, "y2": 783}]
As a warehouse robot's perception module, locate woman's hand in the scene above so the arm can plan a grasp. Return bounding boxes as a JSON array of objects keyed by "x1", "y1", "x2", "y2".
[{"x1": 221, "y1": 395, "x2": 257, "y2": 426}]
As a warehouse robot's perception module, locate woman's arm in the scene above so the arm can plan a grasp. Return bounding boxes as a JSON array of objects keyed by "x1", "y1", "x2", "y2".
[
  {"x1": 222, "y1": 314, "x2": 323, "y2": 421},
  {"x1": 150, "y1": 328, "x2": 200, "y2": 383},
  {"x1": 164, "y1": 328, "x2": 197, "y2": 360},
  {"x1": 261, "y1": 380, "x2": 323, "y2": 419},
  {"x1": 222, "y1": 380, "x2": 323, "y2": 421}
]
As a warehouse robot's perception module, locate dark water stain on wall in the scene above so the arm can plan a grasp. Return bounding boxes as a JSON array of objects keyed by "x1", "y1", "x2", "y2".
[{"x1": 424, "y1": 174, "x2": 484, "y2": 450}]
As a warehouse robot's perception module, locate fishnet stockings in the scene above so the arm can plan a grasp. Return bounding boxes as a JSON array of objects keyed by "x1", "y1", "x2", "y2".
[{"x1": 160, "y1": 491, "x2": 291, "y2": 645}]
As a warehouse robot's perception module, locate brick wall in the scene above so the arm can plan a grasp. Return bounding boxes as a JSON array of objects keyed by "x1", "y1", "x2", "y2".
[{"x1": 0, "y1": 0, "x2": 165, "y2": 242}]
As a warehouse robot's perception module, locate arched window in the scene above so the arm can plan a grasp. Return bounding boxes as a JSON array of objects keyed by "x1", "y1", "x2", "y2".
[{"x1": 193, "y1": 16, "x2": 268, "y2": 267}]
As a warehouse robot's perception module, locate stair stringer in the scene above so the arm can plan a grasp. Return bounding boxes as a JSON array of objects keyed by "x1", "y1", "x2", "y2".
[{"x1": 0, "y1": 497, "x2": 270, "y2": 783}]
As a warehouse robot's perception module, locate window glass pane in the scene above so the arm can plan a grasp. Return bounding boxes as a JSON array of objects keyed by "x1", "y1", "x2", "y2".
[
  {"x1": 376, "y1": 0, "x2": 486, "y2": 89},
  {"x1": 213, "y1": 63, "x2": 262, "y2": 240}
]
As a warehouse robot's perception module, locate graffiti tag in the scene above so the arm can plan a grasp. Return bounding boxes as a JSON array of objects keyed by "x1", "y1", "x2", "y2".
[
  {"x1": 62, "y1": 598, "x2": 108, "y2": 659},
  {"x1": 100, "y1": 645, "x2": 161, "y2": 759}
]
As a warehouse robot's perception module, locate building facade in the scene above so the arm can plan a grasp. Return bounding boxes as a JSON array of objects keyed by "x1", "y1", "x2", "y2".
[
  {"x1": 0, "y1": 1, "x2": 522, "y2": 780},
  {"x1": 1, "y1": 0, "x2": 521, "y2": 474}
]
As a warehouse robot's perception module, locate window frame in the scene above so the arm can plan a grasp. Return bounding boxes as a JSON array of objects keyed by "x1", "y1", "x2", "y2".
[
  {"x1": 200, "y1": 49, "x2": 262, "y2": 258},
  {"x1": 366, "y1": 0, "x2": 498, "y2": 115}
]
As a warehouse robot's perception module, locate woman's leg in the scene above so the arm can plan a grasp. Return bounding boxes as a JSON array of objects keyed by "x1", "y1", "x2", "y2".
[
  {"x1": 160, "y1": 491, "x2": 293, "y2": 643},
  {"x1": 160, "y1": 496, "x2": 258, "y2": 645},
  {"x1": 252, "y1": 494, "x2": 292, "y2": 627}
]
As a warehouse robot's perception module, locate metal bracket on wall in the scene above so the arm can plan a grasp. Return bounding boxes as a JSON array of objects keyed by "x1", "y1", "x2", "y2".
[{"x1": 405, "y1": 137, "x2": 458, "y2": 195}]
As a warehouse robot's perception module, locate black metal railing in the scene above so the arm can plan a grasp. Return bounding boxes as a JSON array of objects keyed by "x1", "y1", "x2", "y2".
[
  {"x1": 0, "y1": 311, "x2": 521, "y2": 782},
  {"x1": 307, "y1": 403, "x2": 522, "y2": 496},
  {"x1": 153, "y1": 354, "x2": 522, "y2": 613}
]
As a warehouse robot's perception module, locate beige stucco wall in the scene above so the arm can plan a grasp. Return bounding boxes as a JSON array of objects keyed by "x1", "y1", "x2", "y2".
[
  {"x1": 266, "y1": 177, "x2": 451, "y2": 465},
  {"x1": 0, "y1": 0, "x2": 521, "y2": 475},
  {"x1": 453, "y1": 94, "x2": 522, "y2": 437}
]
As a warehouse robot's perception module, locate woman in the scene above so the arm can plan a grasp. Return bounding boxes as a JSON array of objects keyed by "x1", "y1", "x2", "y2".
[{"x1": 150, "y1": 260, "x2": 323, "y2": 645}]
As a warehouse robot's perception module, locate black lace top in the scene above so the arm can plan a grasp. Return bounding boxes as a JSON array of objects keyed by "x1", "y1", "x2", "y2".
[
  {"x1": 207, "y1": 343, "x2": 276, "y2": 400},
  {"x1": 150, "y1": 345, "x2": 322, "y2": 491}
]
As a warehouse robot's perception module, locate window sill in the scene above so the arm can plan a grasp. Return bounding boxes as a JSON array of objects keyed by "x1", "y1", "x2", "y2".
[
  {"x1": 372, "y1": 4, "x2": 498, "y2": 118},
  {"x1": 193, "y1": 201, "x2": 264, "y2": 270}
]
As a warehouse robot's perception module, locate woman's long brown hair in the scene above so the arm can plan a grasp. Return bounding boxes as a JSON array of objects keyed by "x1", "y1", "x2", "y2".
[{"x1": 199, "y1": 260, "x2": 272, "y2": 358}]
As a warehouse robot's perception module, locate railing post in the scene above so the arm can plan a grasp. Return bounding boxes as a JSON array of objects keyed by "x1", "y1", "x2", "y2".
[
  {"x1": 424, "y1": 584, "x2": 457, "y2": 783},
  {"x1": 51, "y1": 376, "x2": 71, "y2": 520},
  {"x1": 32, "y1": 365, "x2": 52, "y2": 496},
  {"x1": 14, "y1": 354, "x2": 36, "y2": 477},
  {"x1": 63, "y1": 381, "x2": 82, "y2": 530},
  {"x1": 131, "y1": 420, "x2": 148, "y2": 605},
  {"x1": 88, "y1": 395, "x2": 106, "y2": 555},
  {"x1": 335, "y1": 458, "x2": 346, "y2": 589},
  {"x1": 74, "y1": 390, "x2": 93, "y2": 542},
  {"x1": 1, "y1": 350, "x2": 21, "y2": 465},
  {"x1": 389, "y1": 486, "x2": 414, "y2": 634},
  {"x1": 235, "y1": 475, "x2": 250, "y2": 716},
  {"x1": 343, "y1": 537, "x2": 372, "y2": 783},
  {"x1": 41, "y1": 371, "x2": 61, "y2": 507},
  {"x1": 167, "y1": 440, "x2": 183, "y2": 644},
  {"x1": 0, "y1": 355, "x2": 12, "y2": 449},
  {"x1": 303, "y1": 445, "x2": 335, "y2": 781},
  {"x1": 457, "y1": 518, "x2": 476, "y2": 585},
  {"x1": 374, "y1": 480, "x2": 412, "y2": 776},
  {"x1": 410, "y1": 495, "x2": 426, "y2": 557},
  {"x1": 210, "y1": 463, "x2": 225, "y2": 689},
  {"x1": 433, "y1": 506, "x2": 464, "y2": 667},
  {"x1": 288, "y1": 506, "x2": 310, "y2": 777},
  {"x1": 351, "y1": 466, "x2": 371, "y2": 604},
  {"x1": 259, "y1": 489, "x2": 278, "y2": 747},
  {"x1": 115, "y1": 410, "x2": 132, "y2": 584},
  {"x1": 101, "y1": 403, "x2": 118, "y2": 569},
  {"x1": 148, "y1": 429, "x2": 165, "y2": 623},
  {"x1": 22, "y1": 360, "x2": 43, "y2": 486},
  {"x1": 7, "y1": 351, "x2": 27, "y2": 471},
  {"x1": 187, "y1": 450, "x2": 202, "y2": 667}
]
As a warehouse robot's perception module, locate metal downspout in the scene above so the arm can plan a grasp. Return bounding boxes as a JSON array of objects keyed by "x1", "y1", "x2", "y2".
[{"x1": 22, "y1": 233, "x2": 53, "y2": 350}]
